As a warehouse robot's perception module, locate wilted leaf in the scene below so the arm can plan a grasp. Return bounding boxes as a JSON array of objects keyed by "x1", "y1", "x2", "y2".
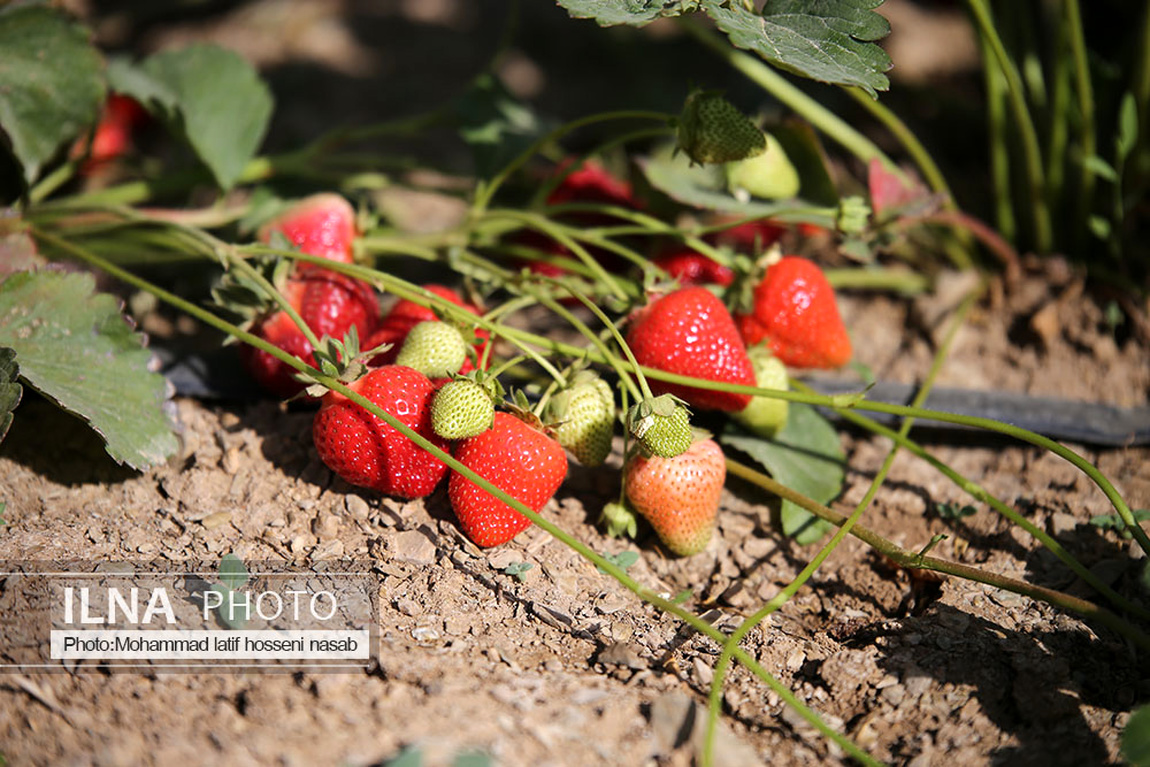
[
  {"x1": 721, "y1": 403, "x2": 844, "y2": 544},
  {"x1": 140, "y1": 44, "x2": 273, "y2": 190},
  {"x1": 0, "y1": 4, "x2": 106, "y2": 186},
  {"x1": 703, "y1": 0, "x2": 891, "y2": 96},
  {"x1": 0, "y1": 271, "x2": 178, "y2": 470}
]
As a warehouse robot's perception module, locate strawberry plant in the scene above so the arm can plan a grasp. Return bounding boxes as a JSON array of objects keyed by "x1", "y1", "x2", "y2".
[{"x1": 1, "y1": 0, "x2": 1149, "y2": 764}]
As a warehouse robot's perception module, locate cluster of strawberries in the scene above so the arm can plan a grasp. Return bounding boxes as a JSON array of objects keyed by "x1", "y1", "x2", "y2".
[{"x1": 238, "y1": 160, "x2": 851, "y2": 556}]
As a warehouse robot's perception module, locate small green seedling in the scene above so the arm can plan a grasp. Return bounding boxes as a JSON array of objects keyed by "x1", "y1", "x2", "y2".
[
  {"x1": 206, "y1": 553, "x2": 249, "y2": 629},
  {"x1": 502, "y1": 562, "x2": 534, "y2": 582},
  {"x1": 1089, "y1": 509, "x2": 1150, "y2": 538},
  {"x1": 597, "y1": 550, "x2": 639, "y2": 574},
  {"x1": 934, "y1": 502, "x2": 977, "y2": 521}
]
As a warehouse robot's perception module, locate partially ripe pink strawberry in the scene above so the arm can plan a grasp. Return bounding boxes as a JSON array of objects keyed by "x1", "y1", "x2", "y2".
[
  {"x1": 624, "y1": 438, "x2": 726, "y2": 556},
  {"x1": 312, "y1": 365, "x2": 449, "y2": 499}
]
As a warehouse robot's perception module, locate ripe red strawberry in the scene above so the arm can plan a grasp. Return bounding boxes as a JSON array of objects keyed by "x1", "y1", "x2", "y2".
[
  {"x1": 734, "y1": 256, "x2": 851, "y2": 369},
  {"x1": 312, "y1": 365, "x2": 449, "y2": 499},
  {"x1": 240, "y1": 268, "x2": 379, "y2": 398},
  {"x1": 546, "y1": 158, "x2": 637, "y2": 208},
  {"x1": 449, "y1": 412, "x2": 567, "y2": 547},
  {"x1": 72, "y1": 94, "x2": 150, "y2": 174},
  {"x1": 367, "y1": 285, "x2": 488, "y2": 369},
  {"x1": 652, "y1": 250, "x2": 735, "y2": 287},
  {"x1": 625, "y1": 286, "x2": 756, "y2": 412},
  {"x1": 259, "y1": 193, "x2": 357, "y2": 265},
  {"x1": 624, "y1": 438, "x2": 726, "y2": 556}
]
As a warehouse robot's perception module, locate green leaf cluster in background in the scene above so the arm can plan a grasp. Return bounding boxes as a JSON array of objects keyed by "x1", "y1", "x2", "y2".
[
  {"x1": 0, "y1": 271, "x2": 178, "y2": 470},
  {"x1": 556, "y1": 0, "x2": 891, "y2": 95},
  {"x1": 722, "y1": 403, "x2": 845, "y2": 544},
  {"x1": 110, "y1": 45, "x2": 274, "y2": 191},
  {"x1": 0, "y1": 5, "x2": 272, "y2": 194},
  {"x1": 0, "y1": 4, "x2": 106, "y2": 187}
]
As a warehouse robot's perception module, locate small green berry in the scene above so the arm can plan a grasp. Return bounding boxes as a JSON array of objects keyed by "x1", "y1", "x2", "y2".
[
  {"x1": 628, "y1": 394, "x2": 692, "y2": 458},
  {"x1": 677, "y1": 91, "x2": 766, "y2": 165},
  {"x1": 733, "y1": 347, "x2": 789, "y2": 438},
  {"x1": 725, "y1": 131, "x2": 800, "y2": 200},
  {"x1": 431, "y1": 379, "x2": 495, "y2": 440},
  {"x1": 395, "y1": 321, "x2": 468, "y2": 378},
  {"x1": 547, "y1": 372, "x2": 615, "y2": 467}
]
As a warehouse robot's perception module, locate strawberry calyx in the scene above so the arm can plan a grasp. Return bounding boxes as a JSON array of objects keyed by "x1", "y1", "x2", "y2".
[
  {"x1": 627, "y1": 393, "x2": 692, "y2": 458},
  {"x1": 209, "y1": 255, "x2": 295, "y2": 334},
  {"x1": 726, "y1": 245, "x2": 784, "y2": 319},
  {"x1": 297, "y1": 326, "x2": 390, "y2": 398}
]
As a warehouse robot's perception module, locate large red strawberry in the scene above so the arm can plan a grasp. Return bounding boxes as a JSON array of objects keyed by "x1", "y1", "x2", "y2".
[
  {"x1": 312, "y1": 365, "x2": 449, "y2": 499},
  {"x1": 734, "y1": 256, "x2": 851, "y2": 369},
  {"x1": 449, "y1": 412, "x2": 567, "y2": 547},
  {"x1": 652, "y1": 250, "x2": 735, "y2": 287},
  {"x1": 366, "y1": 285, "x2": 488, "y2": 370},
  {"x1": 625, "y1": 286, "x2": 756, "y2": 412},
  {"x1": 624, "y1": 438, "x2": 726, "y2": 556},
  {"x1": 259, "y1": 193, "x2": 358, "y2": 266}
]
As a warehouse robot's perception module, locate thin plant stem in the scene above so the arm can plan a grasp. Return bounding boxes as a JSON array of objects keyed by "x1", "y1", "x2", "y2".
[
  {"x1": 983, "y1": 34, "x2": 1017, "y2": 244},
  {"x1": 1064, "y1": 0, "x2": 1097, "y2": 255},
  {"x1": 967, "y1": 0, "x2": 1053, "y2": 252}
]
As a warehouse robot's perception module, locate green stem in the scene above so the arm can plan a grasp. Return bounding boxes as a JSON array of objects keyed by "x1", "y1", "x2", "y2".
[
  {"x1": 1046, "y1": 12, "x2": 1072, "y2": 209},
  {"x1": 228, "y1": 258, "x2": 323, "y2": 352},
  {"x1": 1064, "y1": 0, "x2": 1096, "y2": 256},
  {"x1": 982, "y1": 34, "x2": 1017, "y2": 244},
  {"x1": 967, "y1": 0, "x2": 1053, "y2": 252},
  {"x1": 484, "y1": 208, "x2": 630, "y2": 301},
  {"x1": 679, "y1": 18, "x2": 902, "y2": 177}
]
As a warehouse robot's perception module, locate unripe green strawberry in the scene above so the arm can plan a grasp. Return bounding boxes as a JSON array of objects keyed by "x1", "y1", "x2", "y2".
[
  {"x1": 726, "y1": 131, "x2": 800, "y2": 200},
  {"x1": 677, "y1": 91, "x2": 766, "y2": 165},
  {"x1": 625, "y1": 438, "x2": 726, "y2": 556},
  {"x1": 394, "y1": 321, "x2": 468, "y2": 378},
  {"x1": 546, "y1": 371, "x2": 615, "y2": 467},
  {"x1": 432, "y1": 378, "x2": 495, "y2": 440},
  {"x1": 627, "y1": 394, "x2": 692, "y2": 458},
  {"x1": 733, "y1": 346, "x2": 789, "y2": 438}
]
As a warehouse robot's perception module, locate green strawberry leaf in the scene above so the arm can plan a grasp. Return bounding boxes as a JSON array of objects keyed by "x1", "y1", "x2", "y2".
[
  {"x1": 554, "y1": 0, "x2": 700, "y2": 27},
  {"x1": 105, "y1": 55, "x2": 179, "y2": 113},
  {"x1": 207, "y1": 583, "x2": 249, "y2": 630},
  {"x1": 0, "y1": 271, "x2": 178, "y2": 470},
  {"x1": 702, "y1": 0, "x2": 892, "y2": 97},
  {"x1": 639, "y1": 143, "x2": 837, "y2": 227},
  {"x1": 138, "y1": 44, "x2": 273, "y2": 191},
  {"x1": 455, "y1": 73, "x2": 552, "y2": 180},
  {"x1": 0, "y1": 4, "x2": 106, "y2": 187},
  {"x1": 721, "y1": 403, "x2": 844, "y2": 544},
  {"x1": 0, "y1": 347, "x2": 21, "y2": 446},
  {"x1": 1123, "y1": 704, "x2": 1150, "y2": 767}
]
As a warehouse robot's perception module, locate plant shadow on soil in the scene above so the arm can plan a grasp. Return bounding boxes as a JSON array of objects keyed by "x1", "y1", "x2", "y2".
[{"x1": 0, "y1": 395, "x2": 139, "y2": 486}]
